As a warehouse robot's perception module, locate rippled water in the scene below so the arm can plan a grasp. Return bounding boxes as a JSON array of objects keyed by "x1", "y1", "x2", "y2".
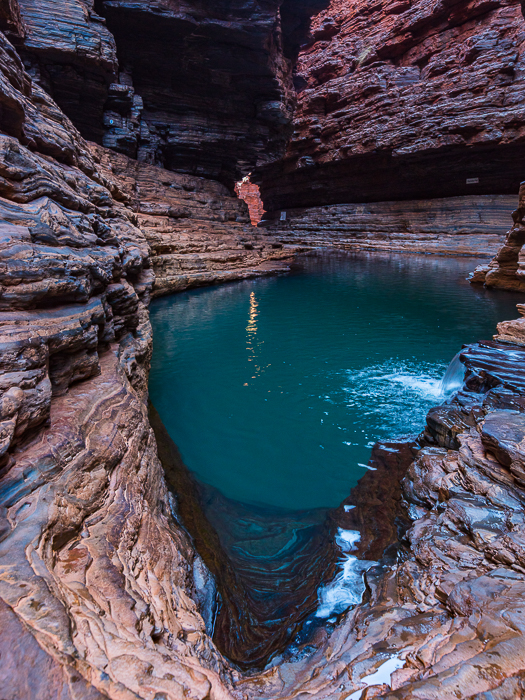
[{"x1": 150, "y1": 251, "x2": 522, "y2": 510}]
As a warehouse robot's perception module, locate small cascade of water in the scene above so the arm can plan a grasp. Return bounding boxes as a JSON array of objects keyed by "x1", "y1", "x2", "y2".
[
  {"x1": 315, "y1": 528, "x2": 376, "y2": 619},
  {"x1": 438, "y1": 351, "x2": 465, "y2": 397}
]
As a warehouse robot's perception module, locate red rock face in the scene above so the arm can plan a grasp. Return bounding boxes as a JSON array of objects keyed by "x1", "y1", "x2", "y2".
[
  {"x1": 258, "y1": 0, "x2": 525, "y2": 212},
  {"x1": 14, "y1": 0, "x2": 327, "y2": 188},
  {"x1": 235, "y1": 177, "x2": 266, "y2": 225}
]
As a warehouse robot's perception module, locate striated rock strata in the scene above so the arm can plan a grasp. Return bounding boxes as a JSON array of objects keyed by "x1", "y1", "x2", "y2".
[
  {"x1": 89, "y1": 145, "x2": 295, "y2": 298},
  {"x1": 261, "y1": 195, "x2": 515, "y2": 256},
  {"x1": 13, "y1": 0, "x2": 326, "y2": 187},
  {"x1": 5, "y1": 1, "x2": 525, "y2": 698},
  {"x1": 257, "y1": 0, "x2": 525, "y2": 212},
  {"x1": 15, "y1": 0, "x2": 119, "y2": 142},
  {"x1": 0, "y1": 24, "x2": 298, "y2": 698}
]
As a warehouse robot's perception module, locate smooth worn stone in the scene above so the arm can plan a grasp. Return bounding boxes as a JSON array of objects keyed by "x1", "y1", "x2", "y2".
[
  {"x1": 0, "y1": 27, "x2": 306, "y2": 698},
  {"x1": 481, "y1": 410, "x2": 525, "y2": 467},
  {"x1": 3, "y1": 1, "x2": 525, "y2": 698}
]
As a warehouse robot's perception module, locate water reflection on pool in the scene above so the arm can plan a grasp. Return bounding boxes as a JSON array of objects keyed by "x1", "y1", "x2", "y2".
[{"x1": 150, "y1": 250, "x2": 523, "y2": 510}]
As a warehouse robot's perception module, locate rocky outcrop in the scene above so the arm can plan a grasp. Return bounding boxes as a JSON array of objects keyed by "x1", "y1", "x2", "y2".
[
  {"x1": 257, "y1": 0, "x2": 525, "y2": 212},
  {"x1": 0, "y1": 0, "x2": 24, "y2": 39},
  {"x1": 89, "y1": 146, "x2": 294, "y2": 297},
  {"x1": 0, "y1": 25, "x2": 298, "y2": 698},
  {"x1": 235, "y1": 177, "x2": 265, "y2": 226},
  {"x1": 471, "y1": 181, "x2": 525, "y2": 289},
  {"x1": 15, "y1": 0, "x2": 118, "y2": 142},
  {"x1": 496, "y1": 304, "x2": 525, "y2": 344},
  {"x1": 6, "y1": 1, "x2": 525, "y2": 698},
  {"x1": 261, "y1": 195, "x2": 515, "y2": 256}
]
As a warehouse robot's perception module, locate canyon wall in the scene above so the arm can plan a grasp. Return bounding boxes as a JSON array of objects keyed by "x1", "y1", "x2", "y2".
[
  {"x1": 470, "y1": 180, "x2": 525, "y2": 289},
  {"x1": 0, "y1": 34, "x2": 228, "y2": 699},
  {"x1": 0, "y1": 17, "x2": 298, "y2": 697},
  {"x1": 261, "y1": 194, "x2": 516, "y2": 256},
  {"x1": 4, "y1": 0, "x2": 525, "y2": 698},
  {"x1": 90, "y1": 146, "x2": 293, "y2": 297},
  {"x1": 13, "y1": 0, "x2": 324, "y2": 188},
  {"x1": 257, "y1": 0, "x2": 525, "y2": 212}
]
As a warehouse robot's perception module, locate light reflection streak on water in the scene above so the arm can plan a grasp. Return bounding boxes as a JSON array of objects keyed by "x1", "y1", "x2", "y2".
[{"x1": 245, "y1": 291, "x2": 269, "y2": 384}]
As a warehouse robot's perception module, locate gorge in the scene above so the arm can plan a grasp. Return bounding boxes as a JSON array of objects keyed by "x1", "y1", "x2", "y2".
[{"x1": 3, "y1": 1, "x2": 525, "y2": 699}]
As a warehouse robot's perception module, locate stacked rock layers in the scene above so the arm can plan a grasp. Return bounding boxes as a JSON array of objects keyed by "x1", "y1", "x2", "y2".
[
  {"x1": 3, "y1": 0, "x2": 525, "y2": 698},
  {"x1": 11, "y1": 0, "x2": 327, "y2": 188},
  {"x1": 257, "y1": 0, "x2": 525, "y2": 212},
  {"x1": 261, "y1": 194, "x2": 517, "y2": 256}
]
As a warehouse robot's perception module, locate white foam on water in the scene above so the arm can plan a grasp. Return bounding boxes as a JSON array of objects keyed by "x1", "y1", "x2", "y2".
[
  {"x1": 335, "y1": 528, "x2": 361, "y2": 551},
  {"x1": 341, "y1": 357, "x2": 463, "y2": 439},
  {"x1": 357, "y1": 462, "x2": 377, "y2": 471},
  {"x1": 348, "y1": 656, "x2": 405, "y2": 699},
  {"x1": 386, "y1": 372, "x2": 443, "y2": 399},
  {"x1": 316, "y1": 529, "x2": 376, "y2": 619}
]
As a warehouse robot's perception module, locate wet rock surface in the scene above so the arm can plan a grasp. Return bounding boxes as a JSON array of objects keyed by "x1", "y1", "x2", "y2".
[
  {"x1": 257, "y1": 0, "x2": 525, "y2": 212},
  {"x1": 230, "y1": 341, "x2": 525, "y2": 699}
]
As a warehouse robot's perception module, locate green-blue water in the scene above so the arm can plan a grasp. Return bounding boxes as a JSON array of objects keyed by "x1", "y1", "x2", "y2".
[{"x1": 150, "y1": 251, "x2": 523, "y2": 510}]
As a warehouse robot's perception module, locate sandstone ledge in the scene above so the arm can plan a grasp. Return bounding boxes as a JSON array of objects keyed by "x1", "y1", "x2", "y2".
[{"x1": 260, "y1": 195, "x2": 515, "y2": 257}]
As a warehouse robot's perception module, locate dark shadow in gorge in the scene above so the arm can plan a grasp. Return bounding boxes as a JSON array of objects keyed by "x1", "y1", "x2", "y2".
[
  {"x1": 149, "y1": 402, "x2": 338, "y2": 668},
  {"x1": 150, "y1": 403, "x2": 415, "y2": 668}
]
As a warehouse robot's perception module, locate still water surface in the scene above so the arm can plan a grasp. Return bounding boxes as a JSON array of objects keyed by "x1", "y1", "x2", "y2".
[{"x1": 150, "y1": 251, "x2": 523, "y2": 510}]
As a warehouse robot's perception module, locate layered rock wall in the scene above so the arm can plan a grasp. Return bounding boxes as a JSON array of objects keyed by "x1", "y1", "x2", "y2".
[
  {"x1": 261, "y1": 194, "x2": 515, "y2": 256},
  {"x1": 95, "y1": 0, "x2": 298, "y2": 186},
  {"x1": 13, "y1": 0, "x2": 327, "y2": 188},
  {"x1": 90, "y1": 147, "x2": 294, "y2": 297},
  {"x1": 257, "y1": 0, "x2": 525, "y2": 212},
  {"x1": 16, "y1": 0, "x2": 118, "y2": 142},
  {"x1": 0, "y1": 26, "x2": 297, "y2": 698},
  {"x1": 5, "y1": 0, "x2": 525, "y2": 698},
  {"x1": 471, "y1": 180, "x2": 525, "y2": 289}
]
